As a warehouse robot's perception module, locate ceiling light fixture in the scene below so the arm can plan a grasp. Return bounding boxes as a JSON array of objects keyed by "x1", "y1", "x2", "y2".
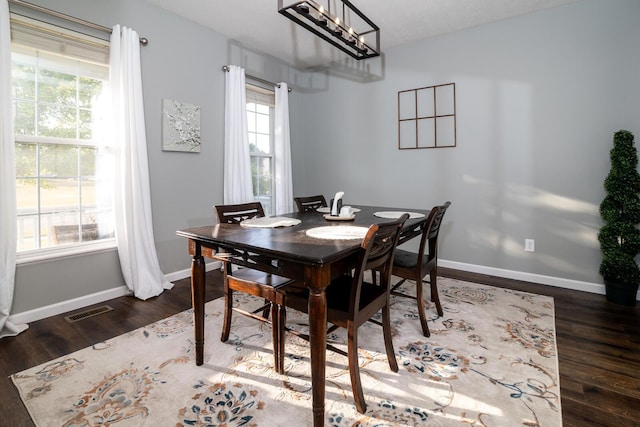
[{"x1": 278, "y1": 0, "x2": 380, "y2": 60}]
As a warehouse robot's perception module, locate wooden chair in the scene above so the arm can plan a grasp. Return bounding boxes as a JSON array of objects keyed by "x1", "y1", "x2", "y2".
[
  {"x1": 294, "y1": 195, "x2": 327, "y2": 212},
  {"x1": 390, "y1": 201, "x2": 451, "y2": 337},
  {"x1": 214, "y1": 202, "x2": 292, "y2": 373},
  {"x1": 282, "y1": 214, "x2": 409, "y2": 413}
]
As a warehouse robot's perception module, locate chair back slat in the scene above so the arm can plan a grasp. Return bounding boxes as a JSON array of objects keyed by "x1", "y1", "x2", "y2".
[
  {"x1": 214, "y1": 202, "x2": 265, "y2": 224},
  {"x1": 294, "y1": 195, "x2": 327, "y2": 212}
]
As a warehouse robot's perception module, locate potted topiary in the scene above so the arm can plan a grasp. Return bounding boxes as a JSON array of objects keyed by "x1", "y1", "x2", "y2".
[{"x1": 598, "y1": 129, "x2": 640, "y2": 306}]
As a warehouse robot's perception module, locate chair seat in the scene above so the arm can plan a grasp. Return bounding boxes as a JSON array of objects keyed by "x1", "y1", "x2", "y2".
[
  {"x1": 230, "y1": 268, "x2": 292, "y2": 288},
  {"x1": 393, "y1": 248, "x2": 422, "y2": 269},
  {"x1": 285, "y1": 275, "x2": 387, "y2": 322},
  {"x1": 228, "y1": 269, "x2": 292, "y2": 303}
]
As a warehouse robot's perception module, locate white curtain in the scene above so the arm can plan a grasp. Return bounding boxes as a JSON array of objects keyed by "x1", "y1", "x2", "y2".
[
  {"x1": 274, "y1": 83, "x2": 293, "y2": 215},
  {"x1": 0, "y1": 0, "x2": 28, "y2": 338},
  {"x1": 110, "y1": 25, "x2": 172, "y2": 300},
  {"x1": 224, "y1": 65, "x2": 254, "y2": 204}
]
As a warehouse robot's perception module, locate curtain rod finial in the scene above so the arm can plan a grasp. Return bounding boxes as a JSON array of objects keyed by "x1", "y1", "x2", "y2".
[{"x1": 139, "y1": 37, "x2": 148, "y2": 46}]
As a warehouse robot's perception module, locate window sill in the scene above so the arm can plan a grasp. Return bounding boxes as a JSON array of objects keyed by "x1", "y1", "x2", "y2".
[{"x1": 16, "y1": 238, "x2": 117, "y2": 266}]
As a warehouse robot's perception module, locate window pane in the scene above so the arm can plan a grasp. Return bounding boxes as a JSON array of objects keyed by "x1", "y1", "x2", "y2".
[
  {"x1": 256, "y1": 104, "x2": 269, "y2": 114},
  {"x1": 251, "y1": 157, "x2": 272, "y2": 197},
  {"x1": 80, "y1": 146, "x2": 96, "y2": 176},
  {"x1": 78, "y1": 77, "x2": 102, "y2": 108},
  {"x1": 247, "y1": 110, "x2": 256, "y2": 133},
  {"x1": 49, "y1": 222, "x2": 81, "y2": 246},
  {"x1": 83, "y1": 210, "x2": 114, "y2": 239},
  {"x1": 78, "y1": 108, "x2": 92, "y2": 139},
  {"x1": 14, "y1": 100, "x2": 35, "y2": 136},
  {"x1": 40, "y1": 144, "x2": 78, "y2": 177},
  {"x1": 256, "y1": 113, "x2": 269, "y2": 133},
  {"x1": 12, "y1": 63, "x2": 35, "y2": 100},
  {"x1": 247, "y1": 102, "x2": 256, "y2": 112},
  {"x1": 40, "y1": 178, "x2": 79, "y2": 214},
  {"x1": 38, "y1": 68, "x2": 76, "y2": 105},
  {"x1": 15, "y1": 143, "x2": 36, "y2": 176},
  {"x1": 256, "y1": 134, "x2": 270, "y2": 154},
  {"x1": 38, "y1": 103, "x2": 77, "y2": 138},
  {"x1": 16, "y1": 178, "x2": 38, "y2": 215},
  {"x1": 17, "y1": 215, "x2": 38, "y2": 251},
  {"x1": 248, "y1": 132, "x2": 257, "y2": 152}
]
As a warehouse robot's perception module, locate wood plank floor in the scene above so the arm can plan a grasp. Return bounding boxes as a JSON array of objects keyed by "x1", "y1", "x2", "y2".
[{"x1": 1, "y1": 268, "x2": 638, "y2": 426}]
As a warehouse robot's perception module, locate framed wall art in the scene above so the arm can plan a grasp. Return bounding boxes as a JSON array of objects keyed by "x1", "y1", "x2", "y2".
[
  {"x1": 398, "y1": 82, "x2": 456, "y2": 150},
  {"x1": 161, "y1": 98, "x2": 201, "y2": 152}
]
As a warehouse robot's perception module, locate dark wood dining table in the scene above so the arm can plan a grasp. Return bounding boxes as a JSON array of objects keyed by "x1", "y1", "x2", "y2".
[{"x1": 176, "y1": 205, "x2": 430, "y2": 427}]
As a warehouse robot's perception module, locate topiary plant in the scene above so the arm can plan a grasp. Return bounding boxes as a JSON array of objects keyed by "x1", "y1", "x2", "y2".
[{"x1": 598, "y1": 130, "x2": 640, "y2": 304}]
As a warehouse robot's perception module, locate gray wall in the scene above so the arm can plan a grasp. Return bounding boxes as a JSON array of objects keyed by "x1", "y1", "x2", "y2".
[
  {"x1": 11, "y1": 0, "x2": 640, "y2": 315},
  {"x1": 290, "y1": 0, "x2": 640, "y2": 286}
]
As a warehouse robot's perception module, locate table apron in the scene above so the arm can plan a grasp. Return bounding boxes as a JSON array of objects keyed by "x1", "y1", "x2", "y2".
[{"x1": 188, "y1": 239, "x2": 357, "y2": 286}]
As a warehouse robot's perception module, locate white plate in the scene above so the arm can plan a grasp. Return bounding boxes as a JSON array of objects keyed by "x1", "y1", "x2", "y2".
[
  {"x1": 316, "y1": 206, "x2": 361, "y2": 213},
  {"x1": 373, "y1": 211, "x2": 425, "y2": 219},
  {"x1": 306, "y1": 226, "x2": 369, "y2": 240},
  {"x1": 240, "y1": 217, "x2": 301, "y2": 228}
]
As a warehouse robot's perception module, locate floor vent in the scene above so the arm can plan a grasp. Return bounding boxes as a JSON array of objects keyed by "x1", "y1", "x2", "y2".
[{"x1": 64, "y1": 305, "x2": 114, "y2": 323}]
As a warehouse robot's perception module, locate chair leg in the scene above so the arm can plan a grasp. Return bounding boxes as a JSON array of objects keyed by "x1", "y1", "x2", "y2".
[
  {"x1": 277, "y1": 304, "x2": 286, "y2": 373},
  {"x1": 347, "y1": 322, "x2": 367, "y2": 414},
  {"x1": 430, "y1": 269, "x2": 443, "y2": 317},
  {"x1": 415, "y1": 277, "x2": 431, "y2": 337},
  {"x1": 221, "y1": 287, "x2": 233, "y2": 342},
  {"x1": 270, "y1": 302, "x2": 282, "y2": 373},
  {"x1": 382, "y1": 305, "x2": 398, "y2": 372}
]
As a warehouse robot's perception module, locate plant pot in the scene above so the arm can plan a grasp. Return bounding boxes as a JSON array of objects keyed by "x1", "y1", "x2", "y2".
[{"x1": 604, "y1": 278, "x2": 639, "y2": 306}]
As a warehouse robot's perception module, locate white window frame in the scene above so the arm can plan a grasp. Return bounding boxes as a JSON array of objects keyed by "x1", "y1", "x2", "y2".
[
  {"x1": 11, "y1": 15, "x2": 116, "y2": 264},
  {"x1": 246, "y1": 83, "x2": 276, "y2": 216}
]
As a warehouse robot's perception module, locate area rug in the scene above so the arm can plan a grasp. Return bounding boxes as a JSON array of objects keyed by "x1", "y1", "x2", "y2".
[{"x1": 11, "y1": 277, "x2": 561, "y2": 426}]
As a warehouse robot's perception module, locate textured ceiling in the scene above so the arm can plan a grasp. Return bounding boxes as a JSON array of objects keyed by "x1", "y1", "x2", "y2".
[{"x1": 145, "y1": 0, "x2": 579, "y2": 69}]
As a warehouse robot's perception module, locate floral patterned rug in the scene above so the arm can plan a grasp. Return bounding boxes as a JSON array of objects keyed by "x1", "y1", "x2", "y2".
[{"x1": 12, "y1": 277, "x2": 561, "y2": 426}]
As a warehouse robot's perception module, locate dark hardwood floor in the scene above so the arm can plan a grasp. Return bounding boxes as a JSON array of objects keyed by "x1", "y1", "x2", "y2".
[{"x1": 1, "y1": 268, "x2": 638, "y2": 426}]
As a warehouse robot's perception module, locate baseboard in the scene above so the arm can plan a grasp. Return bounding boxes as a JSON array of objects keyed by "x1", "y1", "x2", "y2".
[
  {"x1": 9, "y1": 285, "x2": 132, "y2": 325},
  {"x1": 164, "y1": 261, "x2": 221, "y2": 283},
  {"x1": 10, "y1": 261, "x2": 221, "y2": 325},
  {"x1": 440, "y1": 259, "x2": 640, "y2": 300}
]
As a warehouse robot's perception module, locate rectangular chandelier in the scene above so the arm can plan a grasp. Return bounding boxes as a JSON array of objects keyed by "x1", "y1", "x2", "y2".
[{"x1": 278, "y1": 0, "x2": 380, "y2": 60}]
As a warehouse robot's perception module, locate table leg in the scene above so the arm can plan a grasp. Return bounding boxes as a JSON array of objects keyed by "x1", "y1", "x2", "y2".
[
  {"x1": 307, "y1": 267, "x2": 329, "y2": 427},
  {"x1": 191, "y1": 242, "x2": 206, "y2": 366}
]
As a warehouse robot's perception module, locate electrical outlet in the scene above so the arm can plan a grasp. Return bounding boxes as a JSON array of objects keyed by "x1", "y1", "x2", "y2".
[{"x1": 525, "y1": 239, "x2": 535, "y2": 252}]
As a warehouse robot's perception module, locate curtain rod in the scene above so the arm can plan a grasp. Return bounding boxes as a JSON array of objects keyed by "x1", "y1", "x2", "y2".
[
  {"x1": 8, "y1": 0, "x2": 148, "y2": 45},
  {"x1": 222, "y1": 65, "x2": 292, "y2": 92}
]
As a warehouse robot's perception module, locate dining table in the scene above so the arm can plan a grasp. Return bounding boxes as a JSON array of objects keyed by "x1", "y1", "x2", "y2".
[{"x1": 176, "y1": 204, "x2": 430, "y2": 426}]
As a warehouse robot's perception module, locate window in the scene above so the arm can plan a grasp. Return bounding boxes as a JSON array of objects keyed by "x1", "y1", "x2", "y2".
[
  {"x1": 246, "y1": 84, "x2": 275, "y2": 215},
  {"x1": 11, "y1": 16, "x2": 114, "y2": 258}
]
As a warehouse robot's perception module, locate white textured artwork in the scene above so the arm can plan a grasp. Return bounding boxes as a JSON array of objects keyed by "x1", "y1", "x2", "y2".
[{"x1": 162, "y1": 99, "x2": 201, "y2": 152}]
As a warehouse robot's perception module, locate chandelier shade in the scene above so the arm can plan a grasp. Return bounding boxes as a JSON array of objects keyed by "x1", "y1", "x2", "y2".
[{"x1": 278, "y1": 0, "x2": 380, "y2": 60}]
